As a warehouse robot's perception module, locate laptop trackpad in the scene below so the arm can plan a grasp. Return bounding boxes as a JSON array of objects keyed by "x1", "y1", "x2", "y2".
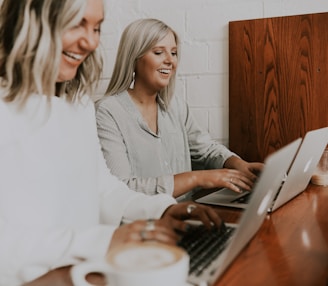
[{"x1": 205, "y1": 188, "x2": 244, "y2": 202}]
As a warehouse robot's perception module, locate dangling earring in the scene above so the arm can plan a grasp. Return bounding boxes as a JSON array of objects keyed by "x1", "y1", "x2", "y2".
[{"x1": 129, "y1": 72, "x2": 135, "y2": 89}]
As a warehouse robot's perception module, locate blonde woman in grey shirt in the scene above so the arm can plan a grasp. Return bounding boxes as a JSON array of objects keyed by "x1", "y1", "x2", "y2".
[{"x1": 96, "y1": 18, "x2": 263, "y2": 199}]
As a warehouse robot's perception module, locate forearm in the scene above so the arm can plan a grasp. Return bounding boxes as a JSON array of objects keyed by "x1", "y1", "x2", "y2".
[{"x1": 173, "y1": 171, "x2": 199, "y2": 197}]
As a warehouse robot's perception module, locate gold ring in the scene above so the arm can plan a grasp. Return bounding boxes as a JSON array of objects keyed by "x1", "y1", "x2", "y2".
[{"x1": 186, "y1": 204, "x2": 197, "y2": 215}]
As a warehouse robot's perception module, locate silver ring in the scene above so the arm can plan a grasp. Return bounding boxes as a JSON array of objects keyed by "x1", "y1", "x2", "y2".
[
  {"x1": 140, "y1": 230, "x2": 147, "y2": 241},
  {"x1": 186, "y1": 204, "x2": 197, "y2": 215},
  {"x1": 230, "y1": 177, "x2": 233, "y2": 183},
  {"x1": 145, "y1": 219, "x2": 156, "y2": 231}
]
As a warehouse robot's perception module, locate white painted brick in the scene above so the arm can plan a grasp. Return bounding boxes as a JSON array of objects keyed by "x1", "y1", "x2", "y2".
[
  {"x1": 175, "y1": 77, "x2": 187, "y2": 101},
  {"x1": 208, "y1": 40, "x2": 228, "y2": 74},
  {"x1": 263, "y1": 1, "x2": 284, "y2": 17},
  {"x1": 186, "y1": 75, "x2": 227, "y2": 108},
  {"x1": 208, "y1": 107, "x2": 229, "y2": 141},
  {"x1": 190, "y1": 108, "x2": 210, "y2": 133},
  {"x1": 282, "y1": 0, "x2": 328, "y2": 16},
  {"x1": 137, "y1": 1, "x2": 186, "y2": 38},
  {"x1": 187, "y1": 2, "x2": 263, "y2": 41},
  {"x1": 179, "y1": 43, "x2": 208, "y2": 75}
]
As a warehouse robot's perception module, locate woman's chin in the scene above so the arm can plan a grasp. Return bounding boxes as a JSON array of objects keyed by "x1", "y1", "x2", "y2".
[{"x1": 56, "y1": 70, "x2": 78, "y2": 82}]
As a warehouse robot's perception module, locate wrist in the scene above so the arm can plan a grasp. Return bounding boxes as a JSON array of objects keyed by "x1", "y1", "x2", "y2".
[{"x1": 223, "y1": 156, "x2": 241, "y2": 169}]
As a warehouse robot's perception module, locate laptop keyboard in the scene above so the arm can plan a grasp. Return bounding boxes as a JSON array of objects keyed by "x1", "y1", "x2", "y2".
[{"x1": 178, "y1": 223, "x2": 234, "y2": 277}]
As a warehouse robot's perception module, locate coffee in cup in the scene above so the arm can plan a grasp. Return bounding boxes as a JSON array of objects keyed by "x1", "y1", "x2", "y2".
[{"x1": 70, "y1": 241, "x2": 189, "y2": 286}]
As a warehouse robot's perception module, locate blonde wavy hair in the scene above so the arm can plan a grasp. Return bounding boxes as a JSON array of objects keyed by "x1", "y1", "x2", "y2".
[
  {"x1": 0, "y1": 0, "x2": 103, "y2": 106},
  {"x1": 105, "y1": 18, "x2": 180, "y2": 109}
]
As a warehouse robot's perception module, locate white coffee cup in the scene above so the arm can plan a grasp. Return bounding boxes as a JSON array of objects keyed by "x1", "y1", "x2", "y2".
[{"x1": 70, "y1": 241, "x2": 189, "y2": 286}]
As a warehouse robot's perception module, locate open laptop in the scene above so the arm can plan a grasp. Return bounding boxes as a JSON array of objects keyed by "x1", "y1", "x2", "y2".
[
  {"x1": 195, "y1": 127, "x2": 328, "y2": 211},
  {"x1": 268, "y1": 126, "x2": 328, "y2": 212},
  {"x1": 181, "y1": 138, "x2": 301, "y2": 286}
]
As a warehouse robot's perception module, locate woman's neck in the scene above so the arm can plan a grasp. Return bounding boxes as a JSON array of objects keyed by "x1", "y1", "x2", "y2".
[
  {"x1": 128, "y1": 87, "x2": 157, "y2": 106},
  {"x1": 127, "y1": 88, "x2": 158, "y2": 134}
]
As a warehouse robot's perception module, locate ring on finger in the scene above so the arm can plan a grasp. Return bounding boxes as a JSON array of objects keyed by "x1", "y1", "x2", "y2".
[
  {"x1": 145, "y1": 218, "x2": 156, "y2": 231},
  {"x1": 187, "y1": 204, "x2": 197, "y2": 215},
  {"x1": 230, "y1": 177, "x2": 233, "y2": 183}
]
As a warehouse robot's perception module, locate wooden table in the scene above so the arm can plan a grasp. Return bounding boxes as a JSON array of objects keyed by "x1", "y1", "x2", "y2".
[
  {"x1": 25, "y1": 184, "x2": 328, "y2": 286},
  {"x1": 215, "y1": 183, "x2": 328, "y2": 286}
]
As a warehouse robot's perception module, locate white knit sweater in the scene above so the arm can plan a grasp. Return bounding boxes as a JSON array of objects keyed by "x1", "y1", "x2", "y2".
[{"x1": 0, "y1": 93, "x2": 176, "y2": 285}]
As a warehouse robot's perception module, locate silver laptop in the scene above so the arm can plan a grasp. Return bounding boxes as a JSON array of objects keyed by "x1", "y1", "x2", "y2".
[
  {"x1": 268, "y1": 126, "x2": 328, "y2": 212},
  {"x1": 183, "y1": 138, "x2": 301, "y2": 286},
  {"x1": 195, "y1": 127, "x2": 328, "y2": 211}
]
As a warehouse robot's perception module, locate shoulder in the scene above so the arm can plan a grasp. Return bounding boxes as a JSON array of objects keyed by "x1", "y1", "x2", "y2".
[
  {"x1": 167, "y1": 95, "x2": 189, "y2": 118},
  {"x1": 170, "y1": 95, "x2": 188, "y2": 108},
  {"x1": 96, "y1": 92, "x2": 124, "y2": 111},
  {"x1": 96, "y1": 91, "x2": 132, "y2": 121}
]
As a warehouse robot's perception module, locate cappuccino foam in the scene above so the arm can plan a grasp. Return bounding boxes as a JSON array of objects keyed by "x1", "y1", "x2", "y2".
[{"x1": 107, "y1": 242, "x2": 183, "y2": 271}]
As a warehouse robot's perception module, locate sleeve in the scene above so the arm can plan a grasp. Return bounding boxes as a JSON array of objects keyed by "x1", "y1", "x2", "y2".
[
  {"x1": 96, "y1": 143, "x2": 177, "y2": 224},
  {"x1": 176, "y1": 97, "x2": 238, "y2": 169},
  {"x1": 120, "y1": 175, "x2": 174, "y2": 196},
  {"x1": 0, "y1": 99, "x2": 176, "y2": 286},
  {"x1": 96, "y1": 101, "x2": 174, "y2": 196},
  {"x1": 0, "y1": 219, "x2": 116, "y2": 285}
]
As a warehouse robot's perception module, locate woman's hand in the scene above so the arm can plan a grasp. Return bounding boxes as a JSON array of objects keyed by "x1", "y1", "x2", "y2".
[
  {"x1": 195, "y1": 168, "x2": 255, "y2": 193},
  {"x1": 161, "y1": 201, "x2": 223, "y2": 230},
  {"x1": 174, "y1": 168, "x2": 255, "y2": 197},
  {"x1": 173, "y1": 156, "x2": 264, "y2": 197},
  {"x1": 108, "y1": 219, "x2": 179, "y2": 252},
  {"x1": 108, "y1": 202, "x2": 223, "y2": 253},
  {"x1": 224, "y1": 156, "x2": 264, "y2": 182}
]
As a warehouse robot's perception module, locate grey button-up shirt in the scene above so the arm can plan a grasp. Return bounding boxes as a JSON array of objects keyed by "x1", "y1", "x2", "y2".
[{"x1": 96, "y1": 91, "x2": 236, "y2": 197}]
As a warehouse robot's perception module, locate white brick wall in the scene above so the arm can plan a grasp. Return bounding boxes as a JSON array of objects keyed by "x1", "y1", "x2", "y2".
[{"x1": 99, "y1": 0, "x2": 328, "y2": 146}]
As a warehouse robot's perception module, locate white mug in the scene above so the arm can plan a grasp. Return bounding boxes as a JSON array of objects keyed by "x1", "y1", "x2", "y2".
[{"x1": 70, "y1": 241, "x2": 189, "y2": 286}]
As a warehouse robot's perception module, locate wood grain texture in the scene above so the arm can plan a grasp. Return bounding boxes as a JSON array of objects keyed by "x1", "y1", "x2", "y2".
[
  {"x1": 214, "y1": 184, "x2": 328, "y2": 286},
  {"x1": 229, "y1": 13, "x2": 328, "y2": 162}
]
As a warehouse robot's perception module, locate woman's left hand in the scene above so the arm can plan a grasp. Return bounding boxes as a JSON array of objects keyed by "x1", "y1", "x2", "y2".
[{"x1": 224, "y1": 156, "x2": 264, "y2": 182}]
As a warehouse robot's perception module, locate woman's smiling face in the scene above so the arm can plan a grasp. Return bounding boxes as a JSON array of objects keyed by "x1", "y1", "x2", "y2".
[
  {"x1": 134, "y1": 31, "x2": 178, "y2": 93},
  {"x1": 57, "y1": 0, "x2": 104, "y2": 82}
]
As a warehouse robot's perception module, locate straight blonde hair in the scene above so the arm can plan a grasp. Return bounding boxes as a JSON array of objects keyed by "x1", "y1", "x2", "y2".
[{"x1": 105, "y1": 18, "x2": 180, "y2": 109}]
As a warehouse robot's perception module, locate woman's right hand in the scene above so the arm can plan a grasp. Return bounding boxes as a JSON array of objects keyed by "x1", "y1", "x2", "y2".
[
  {"x1": 195, "y1": 168, "x2": 254, "y2": 193},
  {"x1": 108, "y1": 219, "x2": 179, "y2": 252},
  {"x1": 108, "y1": 200, "x2": 225, "y2": 253},
  {"x1": 174, "y1": 169, "x2": 253, "y2": 197}
]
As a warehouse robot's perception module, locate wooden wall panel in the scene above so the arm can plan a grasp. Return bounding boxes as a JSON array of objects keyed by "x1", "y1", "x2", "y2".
[{"x1": 229, "y1": 12, "x2": 328, "y2": 162}]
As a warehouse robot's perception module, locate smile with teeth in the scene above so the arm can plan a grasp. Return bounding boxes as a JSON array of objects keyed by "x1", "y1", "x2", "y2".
[
  {"x1": 63, "y1": 51, "x2": 83, "y2": 61},
  {"x1": 158, "y1": 69, "x2": 171, "y2": 74}
]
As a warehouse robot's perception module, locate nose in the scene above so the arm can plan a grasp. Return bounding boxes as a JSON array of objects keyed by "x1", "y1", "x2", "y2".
[
  {"x1": 80, "y1": 30, "x2": 99, "y2": 51},
  {"x1": 164, "y1": 52, "x2": 174, "y2": 64}
]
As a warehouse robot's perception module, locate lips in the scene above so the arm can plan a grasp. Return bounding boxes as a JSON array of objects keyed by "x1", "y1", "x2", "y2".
[
  {"x1": 158, "y1": 69, "x2": 171, "y2": 74},
  {"x1": 63, "y1": 51, "x2": 83, "y2": 61}
]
